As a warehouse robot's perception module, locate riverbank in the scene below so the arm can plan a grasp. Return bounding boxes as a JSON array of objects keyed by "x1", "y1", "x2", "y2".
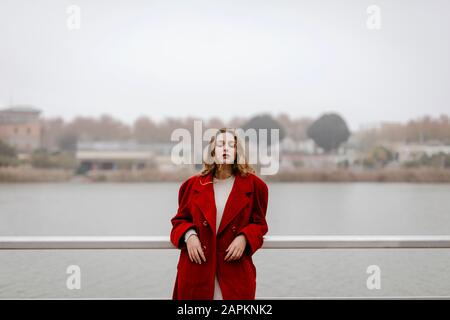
[{"x1": 1, "y1": 167, "x2": 450, "y2": 183}]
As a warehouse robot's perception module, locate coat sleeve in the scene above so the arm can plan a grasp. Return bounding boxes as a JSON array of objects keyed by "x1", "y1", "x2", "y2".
[
  {"x1": 170, "y1": 177, "x2": 198, "y2": 249},
  {"x1": 237, "y1": 177, "x2": 269, "y2": 257}
]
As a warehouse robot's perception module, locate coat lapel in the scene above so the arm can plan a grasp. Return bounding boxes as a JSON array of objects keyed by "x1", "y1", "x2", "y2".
[
  {"x1": 192, "y1": 173, "x2": 217, "y2": 232},
  {"x1": 193, "y1": 172, "x2": 253, "y2": 236}
]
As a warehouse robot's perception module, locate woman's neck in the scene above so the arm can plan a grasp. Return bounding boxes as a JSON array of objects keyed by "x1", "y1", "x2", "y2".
[{"x1": 214, "y1": 165, "x2": 233, "y2": 180}]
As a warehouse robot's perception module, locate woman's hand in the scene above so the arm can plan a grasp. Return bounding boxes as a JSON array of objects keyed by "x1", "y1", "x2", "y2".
[
  {"x1": 224, "y1": 234, "x2": 247, "y2": 262},
  {"x1": 186, "y1": 234, "x2": 206, "y2": 264}
]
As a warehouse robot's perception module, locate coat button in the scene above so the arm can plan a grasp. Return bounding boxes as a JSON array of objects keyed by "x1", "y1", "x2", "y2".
[
  {"x1": 231, "y1": 225, "x2": 236, "y2": 233},
  {"x1": 202, "y1": 245, "x2": 207, "y2": 250},
  {"x1": 203, "y1": 220, "x2": 208, "y2": 227}
]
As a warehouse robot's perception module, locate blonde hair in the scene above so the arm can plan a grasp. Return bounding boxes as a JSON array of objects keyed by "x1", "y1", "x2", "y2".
[{"x1": 199, "y1": 128, "x2": 255, "y2": 177}]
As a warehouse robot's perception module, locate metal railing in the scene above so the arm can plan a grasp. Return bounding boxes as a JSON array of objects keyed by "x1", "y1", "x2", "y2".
[
  {"x1": 1, "y1": 235, "x2": 450, "y2": 299},
  {"x1": 1, "y1": 235, "x2": 450, "y2": 249}
]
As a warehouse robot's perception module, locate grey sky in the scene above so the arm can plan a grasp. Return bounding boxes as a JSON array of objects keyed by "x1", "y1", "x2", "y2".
[{"x1": 1, "y1": 0, "x2": 449, "y2": 131}]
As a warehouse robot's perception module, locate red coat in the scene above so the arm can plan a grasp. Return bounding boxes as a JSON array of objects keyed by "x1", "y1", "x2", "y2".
[{"x1": 170, "y1": 171, "x2": 269, "y2": 300}]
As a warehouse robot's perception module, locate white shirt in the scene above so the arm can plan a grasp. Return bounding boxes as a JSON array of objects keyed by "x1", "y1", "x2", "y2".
[
  {"x1": 183, "y1": 174, "x2": 236, "y2": 300},
  {"x1": 212, "y1": 174, "x2": 235, "y2": 300}
]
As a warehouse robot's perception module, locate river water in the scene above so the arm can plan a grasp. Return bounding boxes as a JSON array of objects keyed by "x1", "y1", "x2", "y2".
[{"x1": 1, "y1": 182, "x2": 449, "y2": 298}]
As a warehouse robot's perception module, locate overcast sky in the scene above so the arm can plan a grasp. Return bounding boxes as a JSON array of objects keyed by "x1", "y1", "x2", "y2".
[{"x1": 0, "y1": 0, "x2": 449, "y2": 131}]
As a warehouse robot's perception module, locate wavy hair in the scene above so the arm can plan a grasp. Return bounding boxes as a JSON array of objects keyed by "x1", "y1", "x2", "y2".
[{"x1": 199, "y1": 128, "x2": 255, "y2": 177}]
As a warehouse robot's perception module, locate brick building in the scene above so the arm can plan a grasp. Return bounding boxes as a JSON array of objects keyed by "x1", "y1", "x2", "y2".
[{"x1": 0, "y1": 106, "x2": 42, "y2": 152}]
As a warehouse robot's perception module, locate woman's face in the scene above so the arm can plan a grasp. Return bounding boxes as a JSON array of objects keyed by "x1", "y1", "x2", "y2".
[{"x1": 214, "y1": 131, "x2": 236, "y2": 164}]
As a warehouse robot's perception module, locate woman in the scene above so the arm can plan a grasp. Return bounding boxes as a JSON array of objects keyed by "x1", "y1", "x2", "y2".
[{"x1": 170, "y1": 128, "x2": 269, "y2": 300}]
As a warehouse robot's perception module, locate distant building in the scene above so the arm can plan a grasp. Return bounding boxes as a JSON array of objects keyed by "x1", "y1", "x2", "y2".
[
  {"x1": 392, "y1": 141, "x2": 450, "y2": 163},
  {"x1": 280, "y1": 137, "x2": 315, "y2": 154},
  {"x1": 75, "y1": 140, "x2": 193, "y2": 173},
  {"x1": 0, "y1": 105, "x2": 42, "y2": 152}
]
